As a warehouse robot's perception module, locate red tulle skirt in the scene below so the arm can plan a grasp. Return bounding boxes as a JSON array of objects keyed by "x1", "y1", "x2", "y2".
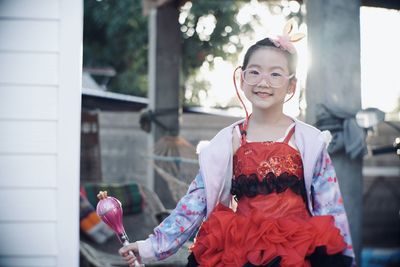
[{"x1": 191, "y1": 193, "x2": 346, "y2": 267}]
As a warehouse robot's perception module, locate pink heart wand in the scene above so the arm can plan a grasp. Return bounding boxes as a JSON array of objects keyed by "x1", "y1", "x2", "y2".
[{"x1": 96, "y1": 191, "x2": 144, "y2": 267}]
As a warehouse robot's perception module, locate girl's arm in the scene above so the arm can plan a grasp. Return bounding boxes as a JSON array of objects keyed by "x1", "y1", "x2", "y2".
[
  {"x1": 311, "y1": 148, "x2": 356, "y2": 266},
  {"x1": 136, "y1": 173, "x2": 206, "y2": 263}
]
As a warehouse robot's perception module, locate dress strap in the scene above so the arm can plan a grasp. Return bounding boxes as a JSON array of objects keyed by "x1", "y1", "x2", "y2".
[
  {"x1": 239, "y1": 114, "x2": 252, "y2": 145},
  {"x1": 283, "y1": 125, "x2": 295, "y2": 144},
  {"x1": 238, "y1": 123, "x2": 247, "y2": 145}
]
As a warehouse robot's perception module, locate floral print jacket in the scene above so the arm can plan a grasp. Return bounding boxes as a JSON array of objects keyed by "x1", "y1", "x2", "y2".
[{"x1": 137, "y1": 119, "x2": 355, "y2": 266}]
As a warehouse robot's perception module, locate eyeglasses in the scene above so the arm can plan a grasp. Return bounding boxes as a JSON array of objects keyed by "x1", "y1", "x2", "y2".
[{"x1": 242, "y1": 69, "x2": 294, "y2": 87}]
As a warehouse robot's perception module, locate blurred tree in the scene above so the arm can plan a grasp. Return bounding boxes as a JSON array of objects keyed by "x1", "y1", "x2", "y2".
[
  {"x1": 83, "y1": 0, "x2": 148, "y2": 96},
  {"x1": 83, "y1": 0, "x2": 254, "y2": 103},
  {"x1": 179, "y1": 1, "x2": 251, "y2": 77}
]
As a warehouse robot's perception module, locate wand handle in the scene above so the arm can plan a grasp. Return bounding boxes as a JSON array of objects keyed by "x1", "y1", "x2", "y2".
[{"x1": 123, "y1": 240, "x2": 144, "y2": 267}]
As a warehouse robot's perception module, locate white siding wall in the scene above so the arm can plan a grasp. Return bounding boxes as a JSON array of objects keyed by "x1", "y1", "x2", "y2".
[{"x1": 0, "y1": 0, "x2": 82, "y2": 266}]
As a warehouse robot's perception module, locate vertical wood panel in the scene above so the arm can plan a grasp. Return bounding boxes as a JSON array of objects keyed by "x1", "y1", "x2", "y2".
[
  {"x1": 0, "y1": 121, "x2": 57, "y2": 154},
  {"x1": 57, "y1": 0, "x2": 82, "y2": 265},
  {"x1": 0, "y1": 20, "x2": 59, "y2": 52},
  {"x1": 0, "y1": 256, "x2": 56, "y2": 267},
  {"x1": 0, "y1": 155, "x2": 57, "y2": 188},
  {"x1": 0, "y1": 189, "x2": 57, "y2": 221},
  {"x1": 0, "y1": 223, "x2": 57, "y2": 255},
  {"x1": 0, "y1": 53, "x2": 58, "y2": 85},
  {"x1": 0, "y1": 85, "x2": 58, "y2": 120},
  {"x1": 0, "y1": 0, "x2": 59, "y2": 19},
  {"x1": 0, "y1": 0, "x2": 65, "y2": 264}
]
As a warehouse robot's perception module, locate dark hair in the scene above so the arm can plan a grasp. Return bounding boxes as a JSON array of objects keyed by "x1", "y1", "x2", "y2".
[{"x1": 242, "y1": 38, "x2": 298, "y2": 76}]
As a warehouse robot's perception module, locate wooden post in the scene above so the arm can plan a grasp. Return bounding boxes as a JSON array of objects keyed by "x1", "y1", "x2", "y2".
[
  {"x1": 147, "y1": 3, "x2": 181, "y2": 208},
  {"x1": 306, "y1": 0, "x2": 363, "y2": 264}
]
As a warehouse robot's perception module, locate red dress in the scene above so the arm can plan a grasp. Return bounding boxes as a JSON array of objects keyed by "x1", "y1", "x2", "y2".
[{"x1": 190, "y1": 125, "x2": 347, "y2": 267}]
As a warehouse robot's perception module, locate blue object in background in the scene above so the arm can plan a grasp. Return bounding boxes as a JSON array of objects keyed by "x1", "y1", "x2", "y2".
[{"x1": 362, "y1": 248, "x2": 400, "y2": 267}]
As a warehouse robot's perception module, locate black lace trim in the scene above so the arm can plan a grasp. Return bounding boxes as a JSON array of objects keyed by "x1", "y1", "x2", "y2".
[
  {"x1": 307, "y1": 246, "x2": 354, "y2": 267},
  {"x1": 231, "y1": 172, "x2": 307, "y2": 201}
]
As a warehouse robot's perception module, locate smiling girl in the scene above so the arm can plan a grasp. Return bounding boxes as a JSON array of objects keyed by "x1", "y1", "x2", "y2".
[{"x1": 119, "y1": 20, "x2": 356, "y2": 267}]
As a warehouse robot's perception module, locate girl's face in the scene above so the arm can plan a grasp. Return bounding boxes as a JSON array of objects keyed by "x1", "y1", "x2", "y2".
[{"x1": 241, "y1": 47, "x2": 296, "y2": 112}]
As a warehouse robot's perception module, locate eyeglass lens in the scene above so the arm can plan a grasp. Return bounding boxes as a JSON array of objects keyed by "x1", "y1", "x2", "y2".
[{"x1": 243, "y1": 70, "x2": 288, "y2": 87}]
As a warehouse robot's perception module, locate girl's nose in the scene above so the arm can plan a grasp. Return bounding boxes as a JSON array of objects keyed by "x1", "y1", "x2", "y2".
[{"x1": 258, "y1": 76, "x2": 270, "y2": 87}]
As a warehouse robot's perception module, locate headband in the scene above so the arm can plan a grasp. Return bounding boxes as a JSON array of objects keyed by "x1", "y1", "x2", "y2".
[{"x1": 269, "y1": 18, "x2": 305, "y2": 54}]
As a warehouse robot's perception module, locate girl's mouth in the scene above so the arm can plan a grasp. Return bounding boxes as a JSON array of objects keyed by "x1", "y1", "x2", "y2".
[{"x1": 254, "y1": 91, "x2": 273, "y2": 98}]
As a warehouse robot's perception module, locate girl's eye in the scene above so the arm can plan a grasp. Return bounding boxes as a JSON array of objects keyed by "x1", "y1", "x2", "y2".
[
  {"x1": 248, "y1": 70, "x2": 260, "y2": 75},
  {"x1": 271, "y1": 72, "x2": 283, "y2": 77}
]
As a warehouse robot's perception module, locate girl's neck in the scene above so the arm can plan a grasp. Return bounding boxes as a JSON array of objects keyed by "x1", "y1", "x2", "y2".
[{"x1": 250, "y1": 106, "x2": 287, "y2": 126}]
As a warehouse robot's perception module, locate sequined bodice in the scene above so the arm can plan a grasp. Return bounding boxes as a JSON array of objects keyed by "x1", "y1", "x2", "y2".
[{"x1": 231, "y1": 124, "x2": 309, "y2": 218}]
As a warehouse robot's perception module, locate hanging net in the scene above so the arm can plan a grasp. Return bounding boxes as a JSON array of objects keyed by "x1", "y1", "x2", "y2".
[{"x1": 152, "y1": 136, "x2": 199, "y2": 203}]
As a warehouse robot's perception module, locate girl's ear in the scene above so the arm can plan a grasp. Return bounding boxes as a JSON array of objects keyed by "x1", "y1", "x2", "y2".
[{"x1": 287, "y1": 78, "x2": 297, "y2": 95}]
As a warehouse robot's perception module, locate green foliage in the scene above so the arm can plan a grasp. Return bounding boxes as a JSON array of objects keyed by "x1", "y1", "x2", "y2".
[
  {"x1": 184, "y1": 76, "x2": 211, "y2": 107},
  {"x1": 83, "y1": 0, "x2": 148, "y2": 96},
  {"x1": 180, "y1": 1, "x2": 251, "y2": 77},
  {"x1": 83, "y1": 0, "x2": 254, "y2": 103}
]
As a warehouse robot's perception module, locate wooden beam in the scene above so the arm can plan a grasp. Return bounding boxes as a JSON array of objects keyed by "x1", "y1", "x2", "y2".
[
  {"x1": 147, "y1": 3, "x2": 181, "y2": 208},
  {"x1": 306, "y1": 0, "x2": 363, "y2": 263}
]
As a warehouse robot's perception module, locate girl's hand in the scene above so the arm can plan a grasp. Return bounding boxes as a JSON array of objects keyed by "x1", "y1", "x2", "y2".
[{"x1": 118, "y1": 242, "x2": 141, "y2": 267}]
